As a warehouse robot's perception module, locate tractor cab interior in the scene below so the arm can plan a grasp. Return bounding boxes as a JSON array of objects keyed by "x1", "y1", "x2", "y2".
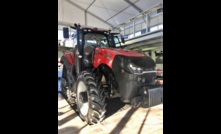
[{"x1": 83, "y1": 33, "x2": 109, "y2": 68}]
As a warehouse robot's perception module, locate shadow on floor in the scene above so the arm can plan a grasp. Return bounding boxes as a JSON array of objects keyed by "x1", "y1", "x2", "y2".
[
  {"x1": 137, "y1": 108, "x2": 151, "y2": 134},
  {"x1": 58, "y1": 111, "x2": 78, "y2": 126},
  {"x1": 58, "y1": 109, "x2": 72, "y2": 116},
  {"x1": 104, "y1": 97, "x2": 127, "y2": 120},
  {"x1": 59, "y1": 92, "x2": 83, "y2": 121},
  {"x1": 109, "y1": 108, "x2": 138, "y2": 134},
  {"x1": 58, "y1": 124, "x2": 87, "y2": 134}
]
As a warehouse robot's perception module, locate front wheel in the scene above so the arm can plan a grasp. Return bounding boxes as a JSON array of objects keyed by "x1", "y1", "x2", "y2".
[{"x1": 76, "y1": 71, "x2": 106, "y2": 125}]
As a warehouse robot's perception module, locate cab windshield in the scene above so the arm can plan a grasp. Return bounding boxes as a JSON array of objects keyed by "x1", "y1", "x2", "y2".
[{"x1": 84, "y1": 33, "x2": 110, "y2": 48}]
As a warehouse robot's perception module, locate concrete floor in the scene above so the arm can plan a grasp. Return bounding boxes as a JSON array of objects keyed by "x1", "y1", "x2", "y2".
[{"x1": 58, "y1": 90, "x2": 163, "y2": 134}]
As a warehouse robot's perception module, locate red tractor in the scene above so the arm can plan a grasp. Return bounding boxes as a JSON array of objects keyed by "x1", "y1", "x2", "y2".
[{"x1": 60, "y1": 23, "x2": 163, "y2": 125}]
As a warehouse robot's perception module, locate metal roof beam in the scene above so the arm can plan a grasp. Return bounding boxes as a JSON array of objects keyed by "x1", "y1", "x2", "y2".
[
  {"x1": 124, "y1": 38, "x2": 162, "y2": 50},
  {"x1": 86, "y1": 0, "x2": 96, "y2": 11},
  {"x1": 123, "y1": 30, "x2": 163, "y2": 46},
  {"x1": 65, "y1": 0, "x2": 113, "y2": 27},
  {"x1": 124, "y1": 0, "x2": 142, "y2": 13},
  {"x1": 105, "y1": 0, "x2": 139, "y2": 22}
]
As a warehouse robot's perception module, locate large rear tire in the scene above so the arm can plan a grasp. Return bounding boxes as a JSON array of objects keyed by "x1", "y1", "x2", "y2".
[
  {"x1": 60, "y1": 64, "x2": 75, "y2": 105},
  {"x1": 76, "y1": 71, "x2": 106, "y2": 125}
]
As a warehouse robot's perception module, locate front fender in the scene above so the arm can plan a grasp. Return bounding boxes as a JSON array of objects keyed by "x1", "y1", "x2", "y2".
[{"x1": 93, "y1": 49, "x2": 115, "y2": 69}]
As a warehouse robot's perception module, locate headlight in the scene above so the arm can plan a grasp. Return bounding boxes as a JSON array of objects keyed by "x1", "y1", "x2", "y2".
[{"x1": 127, "y1": 63, "x2": 143, "y2": 73}]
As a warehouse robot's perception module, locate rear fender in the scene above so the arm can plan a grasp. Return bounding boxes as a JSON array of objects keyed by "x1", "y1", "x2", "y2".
[
  {"x1": 60, "y1": 56, "x2": 76, "y2": 87},
  {"x1": 63, "y1": 51, "x2": 75, "y2": 65},
  {"x1": 60, "y1": 56, "x2": 72, "y2": 70}
]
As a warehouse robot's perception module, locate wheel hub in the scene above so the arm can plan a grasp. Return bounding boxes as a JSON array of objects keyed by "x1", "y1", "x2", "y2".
[
  {"x1": 77, "y1": 81, "x2": 89, "y2": 116},
  {"x1": 79, "y1": 92, "x2": 88, "y2": 103}
]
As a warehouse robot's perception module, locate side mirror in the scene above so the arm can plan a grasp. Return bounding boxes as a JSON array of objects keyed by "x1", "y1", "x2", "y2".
[
  {"x1": 121, "y1": 35, "x2": 125, "y2": 44},
  {"x1": 63, "y1": 27, "x2": 69, "y2": 39}
]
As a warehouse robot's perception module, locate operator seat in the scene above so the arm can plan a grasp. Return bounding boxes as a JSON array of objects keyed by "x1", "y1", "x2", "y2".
[{"x1": 83, "y1": 44, "x2": 95, "y2": 68}]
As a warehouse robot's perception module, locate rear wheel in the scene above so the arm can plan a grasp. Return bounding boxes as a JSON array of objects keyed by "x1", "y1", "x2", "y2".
[
  {"x1": 61, "y1": 64, "x2": 75, "y2": 105},
  {"x1": 61, "y1": 65, "x2": 68, "y2": 93},
  {"x1": 76, "y1": 71, "x2": 106, "y2": 125}
]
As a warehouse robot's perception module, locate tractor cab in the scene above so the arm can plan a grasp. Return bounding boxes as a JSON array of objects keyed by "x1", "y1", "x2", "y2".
[
  {"x1": 62, "y1": 23, "x2": 124, "y2": 74},
  {"x1": 108, "y1": 32, "x2": 125, "y2": 48}
]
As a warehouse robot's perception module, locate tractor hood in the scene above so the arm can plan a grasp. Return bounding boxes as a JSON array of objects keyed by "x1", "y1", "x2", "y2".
[
  {"x1": 93, "y1": 48, "x2": 148, "y2": 69},
  {"x1": 104, "y1": 48, "x2": 145, "y2": 57}
]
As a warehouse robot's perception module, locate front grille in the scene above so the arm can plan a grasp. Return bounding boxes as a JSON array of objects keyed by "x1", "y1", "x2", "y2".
[
  {"x1": 137, "y1": 73, "x2": 156, "y2": 84},
  {"x1": 148, "y1": 87, "x2": 163, "y2": 107}
]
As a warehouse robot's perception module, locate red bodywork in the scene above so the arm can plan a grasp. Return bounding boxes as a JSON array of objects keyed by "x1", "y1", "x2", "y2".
[
  {"x1": 63, "y1": 48, "x2": 146, "y2": 69},
  {"x1": 156, "y1": 69, "x2": 163, "y2": 73},
  {"x1": 64, "y1": 50, "x2": 75, "y2": 65},
  {"x1": 93, "y1": 48, "x2": 145, "y2": 68}
]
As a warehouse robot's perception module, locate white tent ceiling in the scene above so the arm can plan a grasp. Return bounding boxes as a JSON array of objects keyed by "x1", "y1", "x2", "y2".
[{"x1": 58, "y1": 0, "x2": 163, "y2": 29}]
